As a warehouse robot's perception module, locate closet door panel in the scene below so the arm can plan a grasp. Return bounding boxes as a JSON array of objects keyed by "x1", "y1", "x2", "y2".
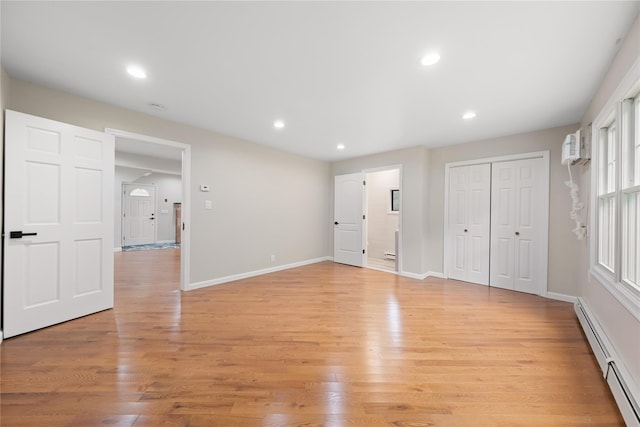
[
  {"x1": 448, "y1": 167, "x2": 469, "y2": 281},
  {"x1": 491, "y1": 157, "x2": 545, "y2": 294},
  {"x1": 466, "y1": 164, "x2": 491, "y2": 285},
  {"x1": 447, "y1": 164, "x2": 490, "y2": 285},
  {"x1": 513, "y1": 158, "x2": 543, "y2": 294},
  {"x1": 490, "y1": 161, "x2": 517, "y2": 290}
]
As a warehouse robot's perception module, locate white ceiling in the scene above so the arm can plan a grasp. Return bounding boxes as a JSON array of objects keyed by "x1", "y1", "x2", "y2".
[{"x1": 2, "y1": 1, "x2": 638, "y2": 161}]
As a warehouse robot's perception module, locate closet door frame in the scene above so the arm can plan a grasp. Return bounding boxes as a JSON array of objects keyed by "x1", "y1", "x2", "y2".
[{"x1": 443, "y1": 150, "x2": 550, "y2": 296}]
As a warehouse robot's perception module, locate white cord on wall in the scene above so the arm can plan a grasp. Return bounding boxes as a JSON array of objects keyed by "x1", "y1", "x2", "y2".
[{"x1": 565, "y1": 162, "x2": 587, "y2": 240}]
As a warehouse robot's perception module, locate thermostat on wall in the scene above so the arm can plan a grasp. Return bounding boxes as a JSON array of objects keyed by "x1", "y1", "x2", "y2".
[{"x1": 200, "y1": 184, "x2": 210, "y2": 192}]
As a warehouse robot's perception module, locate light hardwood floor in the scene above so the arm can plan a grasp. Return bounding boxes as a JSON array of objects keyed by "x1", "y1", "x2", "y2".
[{"x1": 0, "y1": 249, "x2": 624, "y2": 426}]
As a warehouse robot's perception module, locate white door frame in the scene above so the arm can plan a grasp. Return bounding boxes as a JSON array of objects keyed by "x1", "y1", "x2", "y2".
[
  {"x1": 363, "y1": 165, "x2": 403, "y2": 274},
  {"x1": 443, "y1": 151, "x2": 549, "y2": 295},
  {"x1": 106, "y1": 129, "x2": 191, "y2": 291}
]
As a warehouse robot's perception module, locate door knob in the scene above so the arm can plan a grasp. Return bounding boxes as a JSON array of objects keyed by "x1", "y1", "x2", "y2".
[
  {"x1": 149, "y1": 217, "x2": 155, "y2": 220},
  {"x1": 9, "y1": 231, "x2": 38, "y2": 239},
  {"x1": 464, "y1": 229, "x2": 468, "y2": 232},
  {"x1": 515, "y1": 231, "x2": 520, "y2": 236},
  {"x1": 334, "y1": 221, "x2": 339, "y2": 225}
]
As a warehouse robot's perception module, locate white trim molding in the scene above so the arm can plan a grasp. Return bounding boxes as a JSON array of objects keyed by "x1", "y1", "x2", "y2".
[
  {"x1": 575, "y1": 297, "x2": 640, "y2": 426},
  {"x1": 114, "y1": 247, "x2": 122, "y2": 253},
  {"x1": 545, "y1": 292, "x2": 577, "y2": 304},
  {"x1": 187, "y1": 257, "x2": 332, "y2": 291},
  {"x1": 400, "y1": 271, "x2": 445, "y2": 281}
]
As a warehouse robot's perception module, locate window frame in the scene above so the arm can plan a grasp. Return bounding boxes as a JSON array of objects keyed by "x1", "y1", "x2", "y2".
[{"x1": 590, "y1": 58, "x2": 640, "y2": 311}]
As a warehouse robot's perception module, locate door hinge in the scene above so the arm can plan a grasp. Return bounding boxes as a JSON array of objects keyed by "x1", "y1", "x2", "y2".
[
  {"x1": 363, "y1": 249, "x2": 366, "y2": 254},
  {"x1": 363, "y1": 214, "x2": 366, "y2": 220},
  {"x1": 363, "y1": 180, "x2": 366, "y2": 185}
]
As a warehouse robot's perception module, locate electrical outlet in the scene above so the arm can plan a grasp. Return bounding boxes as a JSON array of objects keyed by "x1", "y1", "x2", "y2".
[{"x1": 270, "y1": 254, "x2": 276, "y2": 262}]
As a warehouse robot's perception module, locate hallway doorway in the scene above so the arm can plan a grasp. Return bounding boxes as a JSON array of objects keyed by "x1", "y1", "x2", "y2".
[{"x1": 364, "y1": 167, "x2": 400, "y2": 273}]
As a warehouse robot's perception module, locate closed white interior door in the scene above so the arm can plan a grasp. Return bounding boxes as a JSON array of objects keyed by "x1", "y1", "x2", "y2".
[
  {"x1": 334, "y1": 173, "x2": 364, "y2": 267},
  {"x1": 447, "y1": 164, "x2": 491, "y2": 285},
  {"x1": 490, "y1": 158, "x2": 545, "y2": 294},
  {"x1": 122, "y1": 183, "x2": 156, "y2": 246},
  {"x1": 3, "y1": 110, "x2": 114, "y2": 338}
]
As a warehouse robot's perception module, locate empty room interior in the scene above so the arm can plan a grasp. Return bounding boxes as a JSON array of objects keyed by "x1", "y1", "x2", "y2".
[{"x1": 1, "y1": 2, "x2": 640, "y2": 426}]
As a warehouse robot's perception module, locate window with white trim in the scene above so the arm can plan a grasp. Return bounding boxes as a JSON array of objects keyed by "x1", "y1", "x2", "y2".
[
  {"x1": 598, "y1": 118, "x2": 616, "y2": 271},
  {"x1": 595, "y1": 83, "x2": 640, "y2": 296},
  {"x1": 621, "y1": 95, "x2": 640, "y2": 288}
]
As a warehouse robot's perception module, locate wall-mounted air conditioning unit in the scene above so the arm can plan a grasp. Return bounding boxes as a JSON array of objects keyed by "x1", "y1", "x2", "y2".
[{"x1": 562, "y1": 126, "x2": 592, "y2": 166}]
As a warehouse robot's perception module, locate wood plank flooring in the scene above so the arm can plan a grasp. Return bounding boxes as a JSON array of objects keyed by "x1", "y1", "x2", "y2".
[{"x1": 0, "y1": 249, "x2": 624, "y2": 426}]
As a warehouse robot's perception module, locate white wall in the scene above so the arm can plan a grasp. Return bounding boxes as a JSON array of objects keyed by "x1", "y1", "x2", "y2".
[
  {"x1": 6, "y1": 77, "x2": 331, "y2": 285},
  {"x1": 366, "y1": 169, "x2": 399, "y2": 259},
  {"x1": 577, "y1": 12, "x2": 640, "y2": 397}
]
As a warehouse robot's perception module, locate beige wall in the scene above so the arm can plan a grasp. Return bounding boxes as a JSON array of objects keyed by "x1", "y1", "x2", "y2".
[
  {"x1": 577, "y1": 13, "x2": 640, "y2": 393},
  {"x1": 427, "y1": 123, "x2": 580, "y2": 296},
  {"x1": 6, "y1": 77, "x2": 331, "y2": 284},
  {"x1": 331, "y1": 146, "x2": 429, "y2": 276}
]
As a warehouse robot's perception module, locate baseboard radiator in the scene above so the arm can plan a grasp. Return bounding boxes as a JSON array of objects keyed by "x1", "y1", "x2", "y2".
[{"x1": 575, "y1": 298, "x2": 640, "y2": 426}]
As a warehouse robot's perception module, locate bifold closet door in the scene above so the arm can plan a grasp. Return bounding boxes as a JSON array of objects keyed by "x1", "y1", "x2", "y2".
[
  {"x1": 447, "y1": 164, "x2": 491, "y2": 285},
  {"x1": 490, "y1": 158, "x2": 544, "y2": 294}
]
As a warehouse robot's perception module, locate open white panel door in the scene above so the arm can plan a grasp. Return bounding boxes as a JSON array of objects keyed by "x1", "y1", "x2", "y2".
[
  {"x1": 334, "y1": 173, "x2": 364, "y2": 267},
  {"x1": 3, "y1": 110, "x2": 114, "y2": 338}
]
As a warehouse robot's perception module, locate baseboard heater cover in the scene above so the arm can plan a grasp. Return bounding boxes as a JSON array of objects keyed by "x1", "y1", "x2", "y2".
[{"x1": 575, "y1": 298, "x2": 640, "y2": 426}]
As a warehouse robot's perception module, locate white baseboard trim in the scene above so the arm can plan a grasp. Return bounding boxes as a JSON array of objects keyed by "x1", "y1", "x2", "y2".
[
  {"x1": 575, "y1": 297, "x2": 640, "y2": 426},
  {"x1": 156, "y1": 240, "x2": 175, "y2": 244},
  {"x1": 187, "y1": 256, "x2": 332, "y2": 291},
  {"x1": 399, "y1": 271, "x2": 427, "y2": 280},
  {"x1": 0, "y1": 330, "x2": 3, "y2": 344},
  {"x1": 425, "y1": 271, "x2": 445, "y2": 279},
  {"x1": 114, "y1": 247, "x2": 122, "y2": 253},
  {"x1": 545, "y1": 292, "x2": 577, "y2": 303},
  {"x1": 400, "y1": 271, "x2": 445, "y2": 280}
]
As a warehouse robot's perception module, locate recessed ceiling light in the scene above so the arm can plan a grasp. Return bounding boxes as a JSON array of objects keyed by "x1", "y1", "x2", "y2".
[
  {"x1": 127, "y1": 65, "x2": 147, "y2": 79},
  {"x1": 420, "y1": 52, "x2": 440, "y2": 67},
  {"x1": 462, "y1": 111, "x2": 477, "y2": 120},
  {"x1": 273, "y1": 120, "x2": 285, "y2": 129},
  {"x1": 337, "y1": 143, "x2": 345, "y2": 150}
]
